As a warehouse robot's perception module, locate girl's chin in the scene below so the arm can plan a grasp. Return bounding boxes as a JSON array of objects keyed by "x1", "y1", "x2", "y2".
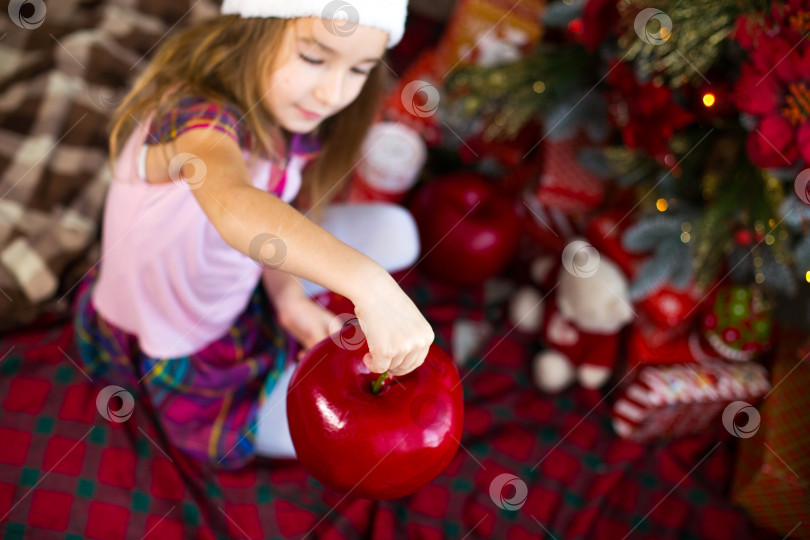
[
  {"x1": 279, "y1": 118, "x2": 321, "y2": 134},
  {"x1": 275, "y1": 107, "x2": 326, "y2": 133}
]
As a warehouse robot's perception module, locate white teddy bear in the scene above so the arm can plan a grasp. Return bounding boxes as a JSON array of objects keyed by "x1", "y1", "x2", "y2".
[{"x1": 510, "y1": 241, "x2": 635, "y2": 392}]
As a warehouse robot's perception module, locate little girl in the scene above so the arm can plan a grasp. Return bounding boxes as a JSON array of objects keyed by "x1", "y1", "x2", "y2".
[{"x1": 73, "y1": 0, "x2": 434, "y2": 469}]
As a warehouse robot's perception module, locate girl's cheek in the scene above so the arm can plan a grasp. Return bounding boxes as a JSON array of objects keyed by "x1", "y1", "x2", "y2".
[
  {"x1": 285, "y1": 66, "x2": 313, "y2": 92},
  {"x1": 343, "y1": 79, "x2": 365, "y2": 106}
]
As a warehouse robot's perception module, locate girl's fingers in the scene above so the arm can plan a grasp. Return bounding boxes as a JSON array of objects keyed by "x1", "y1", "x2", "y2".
[
  {"x1": 389, "y1": 346, "x2": 427, "y2": 376},
  {"x1": 363, "y1": 352, "x2": 391, "y2": 374},
  {"x1": 387, "y1": 346, "x2": 419, "y2": 376},
  {"x1": 387, "y1": 352, "x2": 409, "y2": 376}
]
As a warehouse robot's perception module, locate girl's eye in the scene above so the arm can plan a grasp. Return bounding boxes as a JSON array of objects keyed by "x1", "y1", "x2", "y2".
[
  {"x1": 299, "y1": 54, "x2": 324, "y2": 65},
  {"x1": 300, "y1": 52, "x2": 371, "y2": 75}
]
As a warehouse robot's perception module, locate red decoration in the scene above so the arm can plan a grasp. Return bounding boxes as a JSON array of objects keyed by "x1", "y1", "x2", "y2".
[
  {"x1": 735, "y1": 229, "x2": 753, "y2": 246},
  {"x1": 536, "y1": 134, "x2": 606, "y2": 213},
  {"x1": 580, "y1": 0, "x2": 619, "y2": 51},
  {"x1": 732, "y1": 1, "x2": 810, "y2": 168},
  {"x1": 409, "y1": 172, "x2": 522, "y2": 285},
  {"x1": 584, "y1": 210, "x2": 646, "y2": 279},
  {"x1": 626, "y1": 325, "x2": 695, "y2": 369},
  {"x1": 286, "y1": 325, "x2": 464, "y2": 500},
  {"x1": 459, "y1": 121, "x2": 544, "y2": 197},
  {"x1": 381, "y1": 51, "x2": 444, "y2": 146},
  {"x1": 605, "y1": 61, "x2": 695, "y2": 166},
  {"x1": 625, "y1": 285, "x2": 709, "y2": 370},
  {"x1": 637, "y1": 284, "x2": 705, "y2": 332}
]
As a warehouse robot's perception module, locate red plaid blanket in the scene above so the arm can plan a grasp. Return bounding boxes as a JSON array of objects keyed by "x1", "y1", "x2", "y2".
[{"x1": 0, "y1": 268, "x2": 767, "y2": 539}]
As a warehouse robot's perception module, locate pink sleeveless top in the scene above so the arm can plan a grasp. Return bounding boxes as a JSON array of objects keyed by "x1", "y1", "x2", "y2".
[{"x1": 92, "y1": 104, "x2": 317, "y2": 358}]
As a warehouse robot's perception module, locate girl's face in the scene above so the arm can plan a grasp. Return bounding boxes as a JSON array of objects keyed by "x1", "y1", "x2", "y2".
[{"x1": 262, "y1": 18, "x2": 387, "y2": 134}]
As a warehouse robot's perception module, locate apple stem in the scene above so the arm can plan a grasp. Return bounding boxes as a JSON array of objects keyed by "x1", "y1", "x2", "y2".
[{"x1": 371, "y1": 372, "x2": 389, "y2": 394}]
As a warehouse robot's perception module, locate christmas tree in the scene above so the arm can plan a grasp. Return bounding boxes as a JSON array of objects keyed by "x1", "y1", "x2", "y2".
[{"x1": 439, "y1": 0, "x2": 810, "y2": 324}]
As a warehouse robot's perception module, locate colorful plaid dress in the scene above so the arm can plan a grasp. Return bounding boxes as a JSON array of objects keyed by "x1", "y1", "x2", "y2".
[{"x1": 73, "y1": 97, "x2": 311, "y2": 470}]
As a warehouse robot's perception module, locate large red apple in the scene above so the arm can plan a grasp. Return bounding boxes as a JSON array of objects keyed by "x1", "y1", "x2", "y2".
[
  {"x1": 286, "y1": 325, "x2": 463, "y2": 500},
  {"x1": 409, "y1": 172, "x2": 522, "y2": 285}
]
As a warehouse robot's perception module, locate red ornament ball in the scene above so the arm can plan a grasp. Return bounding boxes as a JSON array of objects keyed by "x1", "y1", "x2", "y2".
[{"x1": 734, "y1": 229, "x2": 753, "y2": 246}]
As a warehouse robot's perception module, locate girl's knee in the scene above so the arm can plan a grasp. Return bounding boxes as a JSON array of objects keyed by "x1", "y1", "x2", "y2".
[
  {"x1": 319, "y1": 202, "x2": 421, "y2": 273},
  {"x1": 381, "y1": 204, "x2": 420, "y2": 270},
  {"x1": 361, "y1": 203, "x2": 420, "y2": 272}
]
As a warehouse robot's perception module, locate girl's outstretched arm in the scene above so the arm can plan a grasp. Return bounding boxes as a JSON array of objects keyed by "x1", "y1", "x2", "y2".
[{"x1": 164, "y1": 128, "x2": 433, "y2": 376}]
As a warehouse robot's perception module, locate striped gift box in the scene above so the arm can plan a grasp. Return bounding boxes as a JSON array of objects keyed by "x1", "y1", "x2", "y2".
[{"x1": 612, "y1": 361, "x2": 771, "y2": 441}]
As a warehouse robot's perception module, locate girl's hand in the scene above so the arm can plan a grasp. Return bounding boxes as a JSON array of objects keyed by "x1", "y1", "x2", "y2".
[
  {"x1": 275, "y1": 296, "x2": 337, "y2": 360},
  {"x1": 352, "y1": 273, "x2": 435, "y2": 377}
]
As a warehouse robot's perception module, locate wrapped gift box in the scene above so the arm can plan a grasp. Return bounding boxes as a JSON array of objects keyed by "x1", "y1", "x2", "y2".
[
  {"x1": 731, "y1": 331, "x2": 810, "y2": 537},
  {"x1": 536, "y1": 135, "x2": 605, "y2": 215},
  {"x1": 436, "y1": 0, "x2": 547, "y2": 71},
  {"x1": 612, "y1": 361, "x2": 770, "y2": 441}
]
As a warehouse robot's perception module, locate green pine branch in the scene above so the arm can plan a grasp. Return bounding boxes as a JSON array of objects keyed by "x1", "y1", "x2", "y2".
[{"x1": 444, "y1": 43, "x2": 593, "y2": 141}]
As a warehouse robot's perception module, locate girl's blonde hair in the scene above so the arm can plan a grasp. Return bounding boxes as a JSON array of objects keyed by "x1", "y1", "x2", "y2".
[{"x1": 108, "y1": 15, "x2": 387, "y2": 221}]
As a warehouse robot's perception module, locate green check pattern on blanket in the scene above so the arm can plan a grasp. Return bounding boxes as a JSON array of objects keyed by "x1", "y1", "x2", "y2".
[{"x1": 0, "y1": 269, "x2": 765, "y2": 539}]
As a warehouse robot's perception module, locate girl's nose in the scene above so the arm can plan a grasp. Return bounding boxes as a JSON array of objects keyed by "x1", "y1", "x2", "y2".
[{"x1": 313, "y1": 69, "x2": 345, "y2": 109}]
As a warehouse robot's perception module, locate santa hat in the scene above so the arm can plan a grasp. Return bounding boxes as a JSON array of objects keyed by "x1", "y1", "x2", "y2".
[{"x1": 221, "y1": 0, "x2": 408, "y2": 48}]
